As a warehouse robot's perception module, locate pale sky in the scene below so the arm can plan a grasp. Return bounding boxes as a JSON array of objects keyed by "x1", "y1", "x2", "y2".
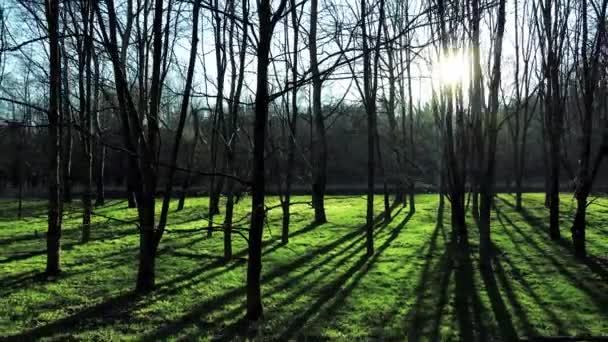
[{"x1": 0, "y1": 0, "x2": 547, "y2": 120}]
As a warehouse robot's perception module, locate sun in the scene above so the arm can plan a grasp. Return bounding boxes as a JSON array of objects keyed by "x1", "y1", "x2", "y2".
[{"x1": 432, "y1": 51, "x2": 470, "y2": 89}]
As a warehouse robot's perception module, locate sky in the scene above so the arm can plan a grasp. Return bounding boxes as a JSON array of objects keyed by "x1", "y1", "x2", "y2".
[{"x1": 0, "y1": 0, "x2": 552, "y2": 120}]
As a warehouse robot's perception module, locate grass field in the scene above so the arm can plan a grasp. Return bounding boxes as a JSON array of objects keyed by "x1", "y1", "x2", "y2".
[{"x1": 0, "y1": 193, "x2": 607, "y2": 340}]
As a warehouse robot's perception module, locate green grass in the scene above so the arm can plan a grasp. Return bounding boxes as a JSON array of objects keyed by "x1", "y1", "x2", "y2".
[{"x1": 0, "y1": 193, "x2": 607, "y2": 340}]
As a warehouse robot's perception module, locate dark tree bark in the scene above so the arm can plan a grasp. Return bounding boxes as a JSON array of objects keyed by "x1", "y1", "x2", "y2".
[
  {"x1": 177, "y1": 110, "x2": 199, "y2": 211},
  {"x1": 61, "y1": 43, "x2": 73, "y2": 204},
  {"x1": 537, "y1": 0, "x2": 569, "y2": 240},
  {"x1": 46, "y1": 0, "x2": 63, "y2": 277},
  {"x1": 435, "y1": 0, "x2": 467, "y2": 238},
  {"x1": 70, "y1": 0, "x2": 95, "y2": 243},
  {"x1": 281, "y1": 0, "x2": 299, "y2": 244},
  {"x1": 246, "y1": 0, "x2": 287, "y2": 321},
  {"x1": 157, "y1": 0, "x2": 201, "y2": 256},
  {"x1": 405, "y1": 20, "x2": 416, "y2": 213},
  {"x1": 93, "y1": 54, "x2": 105, "y2": 207},
  {"x1": 309, "y1": 0, "x2": 327, "y2": 225},
  {"x1": 360, "y1": 0, "x2": 385, "y2": 256},
  {"x1": 208, "y1": 0, "x2": 228, "y2": 230},
  {"x1": 223, "y1": 0, "x2": 248, "y2": 260},
  {"x1": 571, "y1": 0, "x2": 608, "y2": 258},
  {"x1": 477, "y1": 0, "x2": 506, "y2": 267},
  {"x1": 96, "y1": 0, "x2": 181, "y2": 292}
]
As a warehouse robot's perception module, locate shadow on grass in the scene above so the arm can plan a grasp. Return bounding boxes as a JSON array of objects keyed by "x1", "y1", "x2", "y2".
[
  {"x1": 275, "y1": 210, "x2": 415, "y2": 340},
  {"x1": 404, "y1": 199, "x2": 493, "y2": 340},
  {"x1": 497, "y1": 196, "x2": 608, "y2": 288},
  {"x1": 406, "y1": 201, "x2": 453, "y2": 340},
  {"x1": 0, "y1": 220, "x2": 138, "y2": 265},
  {"x1": 143, "y1": 206, "x2": 408, "y2": 340},
  {"x1": 0, "y1": 200, "x2": 48, "y2": 220},
  {"x1": 4, "y1": 202, "x2": 403, "y2": 340},
  {"x1": 493, "y1": 203, "x2": 599, "y2": 336}
]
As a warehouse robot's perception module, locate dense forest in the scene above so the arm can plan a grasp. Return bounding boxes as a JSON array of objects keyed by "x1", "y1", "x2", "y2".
[{"x1": 0, "y1": 0, "x2": 607, "y2": 339}]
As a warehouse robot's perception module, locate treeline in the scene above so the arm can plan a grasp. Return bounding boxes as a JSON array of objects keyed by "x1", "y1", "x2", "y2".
[{"x1": 4, "y1": 99, "x2": 606, "y2": 196}]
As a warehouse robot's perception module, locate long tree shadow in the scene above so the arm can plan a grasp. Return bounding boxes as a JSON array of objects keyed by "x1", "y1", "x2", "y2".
[
  {"x1": 0, "y1": 220, "x2": 139, "y2": 266},
  {"x1": 3, "y1": 248, "x2": 241, "y2": 341},
  {"x1": 493, "y1": 206, "x2": 595, "y2": 335},
  {"x1": 275, "y1": 209, "x2": 416, "y2": 340},
  {"x1": 407, "y1": 200, "x2": 488, "y2": 341},
  {"x1": 495, "y1": 196, "x2": 608, "y2": 306},
  {"x1": 493, "y1": 213, "x2": 544, "y2": 337},
  {"x1": 143, "y1": 208, "x2": 406, "y2": 340},
  {"x1": 406, "y1": 201, "x2": 453, "y2": 341},
  {"x1": 452, "y1": 231, "x2": 489, "y2": 341},
  {"x1": 5, "y1": 200, "x2": 400, "y2": 340},
  {"x1": 262, "y1": 199, "x2": 403, "y2": 257},
  {"x1": 0, "y1": 200, "x2": 48, "y2": 220},
  {"x1": 480, "y1": 247, "x2": 518, "y2": 341}
]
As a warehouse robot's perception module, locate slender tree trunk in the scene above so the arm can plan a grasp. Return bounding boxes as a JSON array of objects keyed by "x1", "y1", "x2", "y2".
[
  {"x1": 94, "y1": 53, "x2": 105, "y2": 207},
  {"x1": 127, "y1": 161, "x2": 138, "y2": 208},
  {"x1": 548, "y1": 122, "x2": 561, "y2": 240},
  {"x1": 247, "y1": 35, "x2": 268, "y2": 322},
  {"x1": 478, "y1": 0, "x2": 506, "y2": 267},
  {"x1": 361, "y1": 0, "x2": 375, "y2": 256},
  {"x1": 136, "y1": 200, "x2": 156, "y2": 291},
  {"x1": 405, "y1": 21, "x2": 415, "y2": 212},
  {"x1": 208, "y1": 111, "x2": 221, "y2": 219},
  {"x1": 570, "y1": 0, "x2": 608, "y2": 258},
  {"x1": 93, "y1": 51, "x2": 105, "y2": 208},
  {"x1": 81, "y1": 3, "x2": 94, "y2": 243},
  {"x1": 46, "y1": 0, "x2": 63, "y2": 277},
  {"x1": 282, "y1": 0, "x2": 298, "y2": 243},
  {"x1": 309, "y1": 0, "x2": 327, "y2": 225},
  {"x1": 61, "y1": 44, "x2": 73, "y2": 204},
  {"x1": 571, "y1": 195, "x2": 587, "y2": 257},
  {"x1": 374, "y1": 120, "x2": 390, "y2": 221},
  {"x1": 94, "y1": 143, "x2": 105, "y2": 206},
  {"x1": 224, "y1": 179, "x2": 234, "y2": 260},
  {"x1": 177, "y1": 111, "x2": 199, "y2": 211},
  {"x1": 246, "y1": 0, "x2": 285, "y2": 321}
]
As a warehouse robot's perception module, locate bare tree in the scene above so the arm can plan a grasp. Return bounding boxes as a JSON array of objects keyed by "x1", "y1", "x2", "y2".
[
  {"x1": 279, "y1": 0, "x2": 301, "y2": 244},
  {"x1": 95, "y1": 0, "x2": 196, "y2": 291},
  {"x1": 45, "y1": 0, "x2": 62, "y2": 276},
  {"x1": 476, "y1": 0, "x2": 507, "y2": 266},
  {"x1": 535, "y1": 0, "x2": 571, "y2": 240},
  {"x1": 507, "y1": 0, "x2": 537, "y2": 211},
  {"x1": 222, "y1": 0, "x2": 249, "y2": 260},
  {"x1": 246, "y1": 0, "x2": 288, "y2": 321},
  {"x1": 309, "y1": 0, "x2": 328, "y2": 224},
  {"x1": 570, "y1": 0, "x2": 608, "y2": 258}
]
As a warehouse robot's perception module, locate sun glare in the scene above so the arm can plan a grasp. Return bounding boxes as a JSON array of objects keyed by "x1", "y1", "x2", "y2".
[{"x1": 432, "y1": 51, "x2": 470, "y2": 89}]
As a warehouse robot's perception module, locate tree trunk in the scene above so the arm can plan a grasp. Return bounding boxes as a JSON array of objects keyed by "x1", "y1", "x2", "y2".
[
  {"x1": 136, "y1": 217, "x2": 156, "y2": 292},
  {"x1": 177, "y1": 111, "x2": 199, "y2": 211},
  {"x1": 374, "y1": 117, "x2": 390, "y2": 221},
  {"x1": 548, "y1": 133, "x2": 561, "y2": 240},
  {"x1": 94, "y1": 143, "x2": 105, "y2": 206},
  {"x1": 62, "y1": 44, "x2": 73, "y2": 204},
  {"x1": 81, "y1": 5, "x2": 94, "y2": 243},
  {"x1": 406, "y1": 27, "x2": 416, "y2": 213},
  {"x1": 571, "y1": 195, "x2": 587, "y2": 258},
  {"x1": 46, "y1": 0, "x2": 62, "y2": 277},
  {"x1": 127, "y1": 160, "x2": 138, "y2": 208},
  {"x1": 361, "y1": 0, "x2": 375, "y2": 257},
  {"x1": 310, "y1": 0, "x2": 327, "y2": 225},
  {"x1": 224, "y1": 184, "x2": 234, "y2": 260},
  {"x1": 246, "y1": 0, "x2": 285, "y2": 321},
  {"x1": 91, "y1": 55, "x2": 103, "y2": 209}
]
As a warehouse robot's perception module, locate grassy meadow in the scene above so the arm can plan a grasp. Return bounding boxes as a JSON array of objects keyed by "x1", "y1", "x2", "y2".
[{"x1": 0, "y1": 193, "x2": 607, "y2": 340}]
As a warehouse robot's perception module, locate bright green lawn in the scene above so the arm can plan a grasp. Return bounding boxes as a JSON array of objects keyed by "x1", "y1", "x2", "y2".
[{"x1": 0, "y1": 194, "x2": 607, "y2": 340}]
